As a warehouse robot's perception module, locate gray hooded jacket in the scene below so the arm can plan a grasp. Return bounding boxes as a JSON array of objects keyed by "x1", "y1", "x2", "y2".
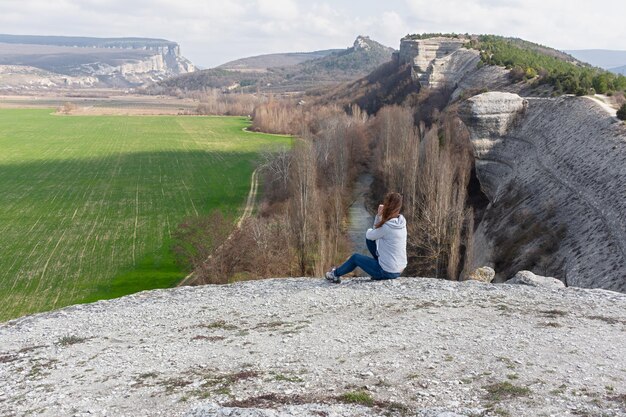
[{"x1": 365, "y1": 214, "x2": 407, "y2": 273}]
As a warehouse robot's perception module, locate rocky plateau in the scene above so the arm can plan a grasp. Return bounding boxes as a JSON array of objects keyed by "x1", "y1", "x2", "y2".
[
  {"x1": 1, "y1": 278, "x2": 625, "y2": 417},
  {"x1": 0, "y1": 35, "x2": 194, "y2": 90}
]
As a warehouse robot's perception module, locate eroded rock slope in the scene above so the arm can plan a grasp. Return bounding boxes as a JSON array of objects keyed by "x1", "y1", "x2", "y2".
[{"x1": 461, "y1": 93, "x2": 626, "y2": 291}]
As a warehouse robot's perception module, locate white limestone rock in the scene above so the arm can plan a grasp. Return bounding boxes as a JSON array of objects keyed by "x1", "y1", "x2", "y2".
[
  {"x1": 397, "y1": 37, "x2": 512, "y2": 94},
  {"x1": 353, "y1": 35, "x2": 372, "y2": 51},
  {"x1": 462, "y1": 94, "x2": 626, "y2": 291},
  {"x1": 2, "y1": 278, "x2": 625, "y2": 417},
  {"x1": 459, "y1": 92, "x2": 527, "y2": 200},
  {"x1": 398, "y1": 38, "x2": 478, "y2": 88},
  {"x1": 466, "y1": 266, "x2": 495, "y2": 283},
  {"x1": 462, "y1": 92, "x2": 528, "y2": 138},
  {"x1": 506, "y1": 271, "x2": 565, "y2": 288}
]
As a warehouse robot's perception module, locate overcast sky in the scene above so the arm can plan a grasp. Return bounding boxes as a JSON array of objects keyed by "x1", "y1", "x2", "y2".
[{"x1": 0, "y1": 0, "x2": 624, "y2": 68}]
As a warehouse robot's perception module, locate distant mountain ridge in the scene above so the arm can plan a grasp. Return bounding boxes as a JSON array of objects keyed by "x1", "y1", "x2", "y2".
[
  {"x1": 0, "y1": 34, "x2": 177, "y2": 49},
  {"x1": 565, "y1": 49, "x2": 626, "y2": 74},
  {"x1": 610, "y1": 65, "x2": 626, "y2": 75},
  {"x1": 0, "y1": 34, "x2": 194, "y2": 90},
  {"x1": 157, "y1": 36, "x2": 395, "y2": 93},
  {"x1": 217, "y1": 49, "x2": 342, "y2": 72}
]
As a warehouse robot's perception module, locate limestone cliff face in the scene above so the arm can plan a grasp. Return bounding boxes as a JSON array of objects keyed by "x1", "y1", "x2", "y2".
[
  {"x1": 460, "y1": 92, "x2": 626, "y2": 291},
  {"x1": 398, "y1": 37, "x2": 510, "y2": 94},
  {"x1": 398, "y1": 38, "x2": 481, "y2": 89},
  {"x1": 0, "y1": 40, "x2": 195, "y2": 90},
  {"x1": 460, "y1": 92, "x2": 528, "y2": 200},
  {"x1": 0, "y1": 65, "x2": 99, "y2": 89},
  {"x1": 160, "y1": 44, "x2": 195, "y2": 74},
  {"x1": 85, "y1": 44, "x2": 195, "y2": 86}
]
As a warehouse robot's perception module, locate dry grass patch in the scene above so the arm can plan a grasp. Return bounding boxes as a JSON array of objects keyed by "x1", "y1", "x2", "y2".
[
  {"x1": 484, "y1": 381, "x2": 531, "y2": 402},
  {"x1": 56, "y1": 335, "x2": 88, "y2": 347},
  {"x1": 339, "y1": 390, "x2": 374, "y2": 406},
  {"x1": 586, "y1": 315, "x2": 626, "y2": 325},
  {"x1": 191, "y1": 335, "x2": 226, "y2": 342},
  {"x1": 197, "y1": 320, "x2": 238, "y2": 331},
  {"x1": 540, "y1": 309, "x2": 568, "y2": 318}
]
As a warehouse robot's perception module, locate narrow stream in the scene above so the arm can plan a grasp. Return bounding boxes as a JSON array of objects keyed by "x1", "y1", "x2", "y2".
[{"x1": 347, "y1": 174, "x2": 374, "y2": 254}]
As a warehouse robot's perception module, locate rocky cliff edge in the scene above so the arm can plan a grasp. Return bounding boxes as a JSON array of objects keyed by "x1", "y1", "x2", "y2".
[{"x1": 1, "y1": 278, "x2": 625, "y2": 417}]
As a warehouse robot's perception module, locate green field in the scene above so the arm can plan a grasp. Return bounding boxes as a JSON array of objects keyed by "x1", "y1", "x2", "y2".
[{"x1": 0, "y1": 109, "x2": 290, "y2": 321}]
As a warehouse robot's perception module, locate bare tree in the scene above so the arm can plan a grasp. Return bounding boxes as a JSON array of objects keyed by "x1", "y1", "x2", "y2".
[
  {"x1": 195, "y1": 88, "x2": 263, "y2": 116},
  {"x1": 371, "y1": 105, "x2": 473, "y2": 279},
  {"x1": 58, "y1": 102, "x2": 78, "y2": 114},
  {"x1": 252, "y1": 98, "x2": 304, "y2": 134},
  {"x1": 260, "y1": 146, "x2": 292, "y2": 202},
  {"x1": 288, "y1": 140, "x2": 320, "y2": 275}
]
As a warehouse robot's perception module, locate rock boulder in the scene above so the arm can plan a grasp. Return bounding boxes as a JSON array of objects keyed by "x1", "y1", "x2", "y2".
[
  {"x1": 506, "y1": 271, "x2": 565, "y2": 288},
  {"x1": 466, "y1": 266, "x2": 495, "y2": 283}
]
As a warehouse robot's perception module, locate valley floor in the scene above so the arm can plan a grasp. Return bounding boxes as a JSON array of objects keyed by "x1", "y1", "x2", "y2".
[
  {"x1": 0, "y1": 92, "x2": 199, "y2": 115},
  {"x1": 0, "y1": 108, "x2": 289, "y2": 321},
  {"x1": 1, "y1": 278, "x2": 625, "y2": 416}
]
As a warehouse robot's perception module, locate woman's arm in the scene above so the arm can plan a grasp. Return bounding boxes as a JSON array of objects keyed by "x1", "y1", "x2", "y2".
[
  {"x1": 366, "y1": 225, "x2": 386, "y2": 240},
  {"x1": 373, "y1": 214, "x2": 381, "y2": 228},
  {"x1": 368, "y1": 204, "x2": 386, "y2": 240}
]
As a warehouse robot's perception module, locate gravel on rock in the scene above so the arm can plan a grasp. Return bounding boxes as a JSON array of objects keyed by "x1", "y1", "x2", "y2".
[{"x1": 1, "y1": 277, "x2": 625, "y2": 417}]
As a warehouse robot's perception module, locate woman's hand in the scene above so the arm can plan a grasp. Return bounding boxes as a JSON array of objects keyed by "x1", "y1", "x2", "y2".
[{"x1": 377, "y1": 204, "x2": 384, "y2": 216}]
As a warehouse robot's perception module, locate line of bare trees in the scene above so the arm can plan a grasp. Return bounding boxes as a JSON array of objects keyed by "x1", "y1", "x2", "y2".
[
  {"x1": 174, "y1": 90, "x2": 477, "y2": 283},
  {"x1": 193, "y1": 89, "x2": 263, "y2": 116},
  {"x1": 258, "y1": 104, "x2": 370, "y2": 277},
  {"x1": 174, "y1": 102, "x2": 370, "y2": 284},
  {"x1": 250, "y1": 98, "x2": 305, "y2": 134},
  {"x1": 370, "y1": 105, "x2": 474, "y2": 279}
]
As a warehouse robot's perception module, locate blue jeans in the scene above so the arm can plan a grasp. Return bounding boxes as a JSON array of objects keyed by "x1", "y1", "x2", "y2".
[{"x1": 334, "y1": 239, "x2": 401, "y2": 280}]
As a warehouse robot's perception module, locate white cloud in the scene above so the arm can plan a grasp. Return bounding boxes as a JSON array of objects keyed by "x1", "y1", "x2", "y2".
[
  {"x1": 403, "y1": 0, "x2": 626, "y2": 50},
  {"x1": 256, "y1": 0, "x2": 299, "y2": 20},
  {"x1": 377, "y1": 11, "x2": 411, "y2": 46},
  {"x1": 0, "y1": 0, "x2": 624, "y2": 68}
]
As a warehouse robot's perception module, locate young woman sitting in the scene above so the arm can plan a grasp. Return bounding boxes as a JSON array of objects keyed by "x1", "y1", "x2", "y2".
[{"x1": 326, "y1": 192, "x2": 407, "y2": 283}]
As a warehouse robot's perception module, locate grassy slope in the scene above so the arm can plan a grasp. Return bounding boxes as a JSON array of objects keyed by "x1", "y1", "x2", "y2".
[{"x1": 0, "y1": 110, "x2": 290, "y2": 321}]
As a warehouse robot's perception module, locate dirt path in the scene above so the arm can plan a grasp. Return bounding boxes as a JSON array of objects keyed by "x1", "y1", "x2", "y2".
[
  {"x1": 241, "y1": 126, "x2": 292, "y2": 138},
  {"x1": 583, "y1": 95, "x2": 618, "y2": 117},
  {"x1": 237, "y1": 168, "x2": 259, "y2": 228},
  {"x1": 177, "y1": 167, "x2": 259, "y2": 286}
]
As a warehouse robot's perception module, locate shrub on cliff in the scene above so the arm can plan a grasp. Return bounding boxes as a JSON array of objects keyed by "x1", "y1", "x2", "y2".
[
  {"x1": 617, "y1": 103, "x2": 626, "y2": 121},
  {"x1": 467, "y1": 35, "x2": 626, "y2": 95},
  {"x1": 403, "y1": 32, "x2": 465, "y2": 40}
]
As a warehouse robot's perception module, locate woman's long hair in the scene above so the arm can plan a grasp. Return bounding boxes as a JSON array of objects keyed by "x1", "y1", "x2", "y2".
[{"x1": 375, "y1": 192, "x2": 403, "y2": 228}]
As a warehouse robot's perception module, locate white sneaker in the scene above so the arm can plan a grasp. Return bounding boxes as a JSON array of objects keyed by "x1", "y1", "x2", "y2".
[{"x1": 325, "y1": 268, "x2": 340, "y2": 284}]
